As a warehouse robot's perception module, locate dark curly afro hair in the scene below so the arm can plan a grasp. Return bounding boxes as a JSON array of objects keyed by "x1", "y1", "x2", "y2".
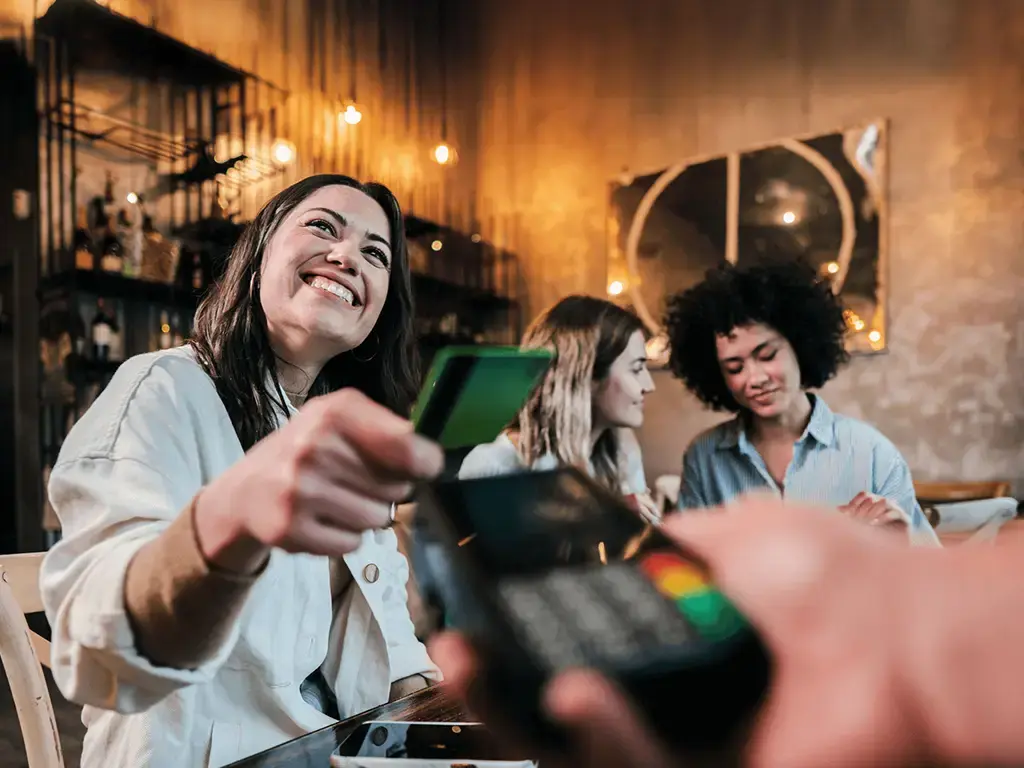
[{"x1": 664, "y1": 260, "x2": 850, "y2": 412}]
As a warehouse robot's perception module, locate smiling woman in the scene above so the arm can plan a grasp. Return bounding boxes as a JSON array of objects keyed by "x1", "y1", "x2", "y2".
[
  {"x1": 192, "y1": 174, "x2": 420, "y2": 449},
  {"x1": 39, "y1": 175, "x2": 444, "y2": 767}
]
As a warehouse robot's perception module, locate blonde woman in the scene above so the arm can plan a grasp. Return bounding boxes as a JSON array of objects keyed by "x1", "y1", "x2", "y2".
[{"x1": 458, "y1": 295, "x2": 659, "y2": 522}]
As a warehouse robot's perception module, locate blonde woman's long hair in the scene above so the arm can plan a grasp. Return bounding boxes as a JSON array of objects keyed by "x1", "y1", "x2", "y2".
[{"x1": 513, "y1": 295, "x2": 644, "y2": 490}]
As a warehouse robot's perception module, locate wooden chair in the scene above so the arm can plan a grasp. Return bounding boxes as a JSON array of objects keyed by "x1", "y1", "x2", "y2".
[
  {"x1": 914, "y1": 482, "x2": 1019, "y2": 547},
  {"x1": 0, "y1": 553, "x2": 64, "y2": 768},
  {"x1": 914, "y1": 480, "x2": 1012, "y2": 505}
]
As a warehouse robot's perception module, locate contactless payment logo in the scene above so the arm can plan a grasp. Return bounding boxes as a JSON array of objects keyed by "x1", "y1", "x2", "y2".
[{"x1": 639, "y1": 551, "x2": 745, "y2": 640}]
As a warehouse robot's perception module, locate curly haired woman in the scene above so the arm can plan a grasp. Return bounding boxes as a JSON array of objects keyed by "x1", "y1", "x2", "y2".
[{"x1": 665, "y1": 261, "x2": 939, "y2": 546}]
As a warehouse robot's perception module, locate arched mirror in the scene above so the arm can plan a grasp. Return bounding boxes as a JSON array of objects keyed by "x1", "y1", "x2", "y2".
[{"x1": 607, "y1": 120, "x2": 887, "y2": 366}]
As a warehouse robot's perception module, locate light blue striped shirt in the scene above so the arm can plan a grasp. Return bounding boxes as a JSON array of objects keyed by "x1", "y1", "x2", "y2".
[{"x1": 678, "y1": 395, "x2": 940, "y2": 546}]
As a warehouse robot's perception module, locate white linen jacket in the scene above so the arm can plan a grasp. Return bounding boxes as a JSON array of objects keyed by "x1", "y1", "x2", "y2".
[{"x1": 40, "y1": 347, "x2": 439, "y2": 767}]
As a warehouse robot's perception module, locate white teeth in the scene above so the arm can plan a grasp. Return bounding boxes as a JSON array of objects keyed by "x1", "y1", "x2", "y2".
[{"x1": 308, "y1": 275, "x2": 356, "y2": 305}]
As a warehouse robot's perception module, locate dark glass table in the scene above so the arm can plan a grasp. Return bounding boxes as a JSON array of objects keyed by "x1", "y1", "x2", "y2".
[{"x1": 225, "y1": 686, "x2": 465, "y2": 767}]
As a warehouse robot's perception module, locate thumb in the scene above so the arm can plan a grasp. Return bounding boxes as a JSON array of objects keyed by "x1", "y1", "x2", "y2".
[
  {"x1": 544, "y1": 670, "x2": 677, "y2": 768},
  {"x1": 318, "y1": 389, "x2": 443, "y2": 479}
]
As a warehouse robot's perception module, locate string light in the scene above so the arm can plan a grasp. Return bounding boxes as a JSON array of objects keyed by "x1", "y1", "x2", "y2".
[
  {"x1": 431, "y1": 240, "x2": 443, "y2": 252},
  {"x1": 608, "y1": 280, "x2": 624, "y2": 296},
  {"x1": 126, "y1": 192, "x2": 139, "y2": 205},
  {"x1": 782, "y1": 211, "x2": 796, "y2": 224},
  {"x1": 825, "y1": 261, "x2": 839, "y2": 275}
]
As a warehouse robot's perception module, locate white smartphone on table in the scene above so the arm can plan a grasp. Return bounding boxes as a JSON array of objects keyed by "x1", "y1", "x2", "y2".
[{"x1": 330, "y1": 721, "x2": 537, "y2": 767}]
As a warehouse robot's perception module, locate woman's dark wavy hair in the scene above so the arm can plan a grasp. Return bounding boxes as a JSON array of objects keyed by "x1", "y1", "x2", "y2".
[
  {"x1": 664, "y1": 260, "x2": 849, "y2": 413},
  {"x1": 190, "y1": 174, "x2": 419, "y2": 450}
]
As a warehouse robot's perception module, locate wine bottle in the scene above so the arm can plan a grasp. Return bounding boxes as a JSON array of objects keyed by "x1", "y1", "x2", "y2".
[
  {"x1": 158, "y1": 309, "x2": 172, "y2": 350},
  {"x1": 191, "y1": 252, "x2": 205, "y2": 291},
  {"x1": 99, "y1": 215, "x2": 124, "y2": 273},
  {"x1": 119, "y1": 207, "x2": 143, "y2": 279},
  {"x1": 73, "y1": 205, "x2": 95, "y2": 271},
  {"x1": 103, "y1": 170, "x2": 116, "y2": 218},
  {"x1": 91, "y1": 299, "x2": 113, "y2": 361},
  {"x1": 170, "y1": 311, "x2": 184, "y2": 347},
  {"x1": 107, "y1": 302, "x2": 123, "y2": 362}
]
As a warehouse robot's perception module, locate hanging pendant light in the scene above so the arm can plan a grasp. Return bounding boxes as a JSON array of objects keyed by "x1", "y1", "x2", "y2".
[
  {"x1": 341, "y1": 103, "x2": 363, "y2": 125},
  {"x1": 339, "y1": 0, "x2": 364, "y2": 127},
  {"x1": 432, "y1": 0, "x2": 457, "y2": 166}
]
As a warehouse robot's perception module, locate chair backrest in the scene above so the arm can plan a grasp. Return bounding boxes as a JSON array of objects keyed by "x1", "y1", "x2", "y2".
[
  {"x1": 0, "y1": 553, "x2": 64, "y2": 768},
  {"x1": 932, "y1": 497, "x2": 1018, "y2": 546},
  {"x1": 915, "y1": 480, "x2": 1012, "y2": 505}
]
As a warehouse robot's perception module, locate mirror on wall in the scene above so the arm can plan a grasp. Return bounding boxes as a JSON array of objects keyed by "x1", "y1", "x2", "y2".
[{"x1": 607, "y1": 120, "x2": 888, "y2": 365}]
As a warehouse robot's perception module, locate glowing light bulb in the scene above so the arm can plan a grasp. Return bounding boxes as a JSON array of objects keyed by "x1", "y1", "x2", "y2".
[
  {"x1": 433, "y1": 143, "x2": 451, "y2": 165},
  {"x1": 782, "y1": 211, "x2": 796, "y2": 224},
  {"x1": 126, "y1": 192, "x2": 139, "y2": 205},
  {"x1": 341, "y1": 104, "x2": 362, "y2": 125},
  {"x1": 868, "y1": 330, "x2": 882, "y2": 344},
  {"x1": 431, "y1": 240, "x2": 443, "y2": 252},
  {"x1": 608, "y1": 280, "x2": 624, "y2": 296},
  {"x1": 826, "y1": 261, "x2": 839, "y2": 275},
  {"x1": 272, "y1": 139, "x2": 296, "y2": 165}
]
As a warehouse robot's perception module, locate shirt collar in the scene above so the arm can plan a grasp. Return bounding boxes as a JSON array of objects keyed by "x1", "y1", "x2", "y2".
[
  {"x1": 264, "y1": 368, "x2": 299, "y2": 420},
  {"x1": 715, "y1": 394, "x2": 835, "y2": 450},
  {"x1": 803, "y1": 394, "x2": 836, "y2": 447}
]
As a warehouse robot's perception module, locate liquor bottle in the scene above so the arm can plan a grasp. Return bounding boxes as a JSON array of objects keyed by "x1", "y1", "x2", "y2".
[
  {"x1": 158, "y1": 309, "x2": 172, "y2": 350},
  {"x1": 99, "y1": 215, "x2": 124, "y2": 273},
  {"x1": 103, "y1": 170, "x2": 116, "y2": 218},
  {"x1": 73, "y1": 205, "x2": 95, "y2": 271},
  {"x1": 191, "y1": 252, "x2": 205, "y2": 291},
  {"x1": 119, "y1": 207, "x2": 143, "y2": 279},
  {"x1": 91, "y1": 299, "x2": 114, "y2": 361},
  {"x1": 107, "y1": 301, "x2": 124, "y2": 362},
  {"x1": 170, "y1": 311, "x2": 184, "y2": 347}
]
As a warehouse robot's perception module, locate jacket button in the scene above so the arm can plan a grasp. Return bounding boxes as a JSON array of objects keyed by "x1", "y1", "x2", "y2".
[{"x1": 362, "y1": 563, "x2": 380, "y2": 584}]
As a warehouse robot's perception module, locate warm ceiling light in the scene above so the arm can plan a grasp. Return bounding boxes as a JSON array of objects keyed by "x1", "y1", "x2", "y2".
[
  {"x1": 607, "y1": 280, "x2": 624, "y2": 296},
  {"x1": 431, "y1": 239, "x2": 443, "y2": 252},
  {"x1": 825, "y1": 261, "x2": 839, "y2": 275},
  {"x1": 126, "y1": 192, "x2": 139, "y2": 205},
  {"x1": 782, "y1": 211, "x2": 796, "y2": 224},
  {"x1": 433, "y1": 143, "x2": 452, "y2": 165},
  {"x1": 868, "y1": 330, "x2": 882, "y2": 343},
  {"x1": 341, "y1": 104, "x2": 362, "y2": 125},
  {"x1": 272, "y1": 138, "x2": 296, "y2": 165}
]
